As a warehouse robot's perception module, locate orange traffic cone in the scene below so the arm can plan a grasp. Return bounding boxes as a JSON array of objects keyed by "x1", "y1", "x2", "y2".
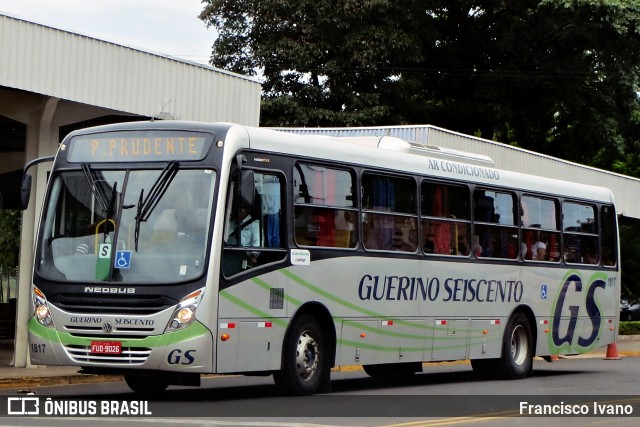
[{"x1": 604, "y1": 342, "x2": 621, "y2": 360}]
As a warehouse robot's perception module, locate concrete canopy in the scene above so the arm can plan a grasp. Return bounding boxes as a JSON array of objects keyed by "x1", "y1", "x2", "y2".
[{"x1": 0, "y1": 12, "x2": 262, "y2": 367}]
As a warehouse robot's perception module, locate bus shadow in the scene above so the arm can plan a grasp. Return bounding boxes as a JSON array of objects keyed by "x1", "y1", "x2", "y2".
[
  {"x1": 54, "y1": 363, "x2": 591, "y2": 403},
  {"x1": 329, "y1": 367, "x2": 589, "y2": 393},
  {"x1": 83, "y1": 366, "x2": 589, "y2": 403}
]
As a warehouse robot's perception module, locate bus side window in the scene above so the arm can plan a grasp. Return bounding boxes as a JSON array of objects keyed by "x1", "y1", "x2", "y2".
[
  {"x1": 293, "y1": 163, "x2": 357, "y2": 248},
  {"x1": 563, "y1": 202, "x2": 599, "y2": 265},
  {"x1": 473, "y1": 189, "x2": 518, "y2": 259},
  {"x1": 362, "y1": 173, "x2": 417, "y2": 252},
  {"x1": 520, "y1": 195, "x2": 561, "y2": 262},
  {"x1": 421, "y1": 181, "x2": 470, "y2": 256},
  {"x1": 222, "y1": 170, "x2": 285, "y2": 277}
]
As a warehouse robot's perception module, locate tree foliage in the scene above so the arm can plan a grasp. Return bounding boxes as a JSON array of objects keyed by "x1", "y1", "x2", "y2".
[
  {"x1": 201, "y1": 1, "x2": 640, "y2": 300},
  {"x1": 620, "y1": 224, "x2": 640, "y2": 301},
  {"x1": 200, "y1": 0, "x2": 640, "y2": 173},
  {"x1": 0, "y1": 209, "x2": 20, "y2": 277}
]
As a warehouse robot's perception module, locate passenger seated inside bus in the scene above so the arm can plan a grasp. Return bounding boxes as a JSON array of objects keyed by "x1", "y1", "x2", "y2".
[
  {"x1": 222, "y1": 172, "x2": 285, "y2": 277},
  {"x1": 392, "y1": 219, "x2": 416, "y2": 252},
  {"x1": 457, "y1": 235, "x2": 470, "y2": 256},
  {"x1": 225, "y1": 201, "x2": 261, "y2": 267},
  {"x1": 422, "y1": 220, "x2": 461, "y2": 255},
  {"x1": 522, "y1": 228, "x2": 548, "y2": 261}
]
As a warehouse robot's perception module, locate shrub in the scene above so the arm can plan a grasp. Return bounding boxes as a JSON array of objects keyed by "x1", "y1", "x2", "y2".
[{"x1": 619, "y1": 321, "x2": 640, "y2": 335}]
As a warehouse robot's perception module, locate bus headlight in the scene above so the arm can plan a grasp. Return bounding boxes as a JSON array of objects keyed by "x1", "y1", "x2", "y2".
[
  {"x1": 165, "y1": 288, "x2": 204, "y2": 332},
  {"x1": 33, "y1": 286, "x2": 55, "y2": 327}
]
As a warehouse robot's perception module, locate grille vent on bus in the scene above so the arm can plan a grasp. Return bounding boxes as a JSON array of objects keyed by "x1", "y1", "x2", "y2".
[
  {"x1": 270, "y1": 288, "x2": 284, "y2": 309},
  {"x1": 49, "y1": 294, "x2": 177, "y2": 315},
  {"x1": 63, "y1": 344, "x2": 151, "y2": 365}
]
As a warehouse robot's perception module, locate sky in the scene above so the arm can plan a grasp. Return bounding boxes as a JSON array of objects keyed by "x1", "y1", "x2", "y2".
[{"x1": 0, "y1": 0, "x2": 215, "y2": 65}]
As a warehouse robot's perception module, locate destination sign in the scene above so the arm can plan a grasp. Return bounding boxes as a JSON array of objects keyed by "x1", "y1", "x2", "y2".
[{"x1": 66, "y1": 131, "x2": 212, "y2": 162}]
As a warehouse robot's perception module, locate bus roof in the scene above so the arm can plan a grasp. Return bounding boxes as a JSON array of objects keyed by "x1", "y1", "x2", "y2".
[
  {"x1": 242, "y1": 125, "x2": 614, "y2": 205},
  {"x1": 60, "y1": 120, "x2": 615, "y2": 205}
]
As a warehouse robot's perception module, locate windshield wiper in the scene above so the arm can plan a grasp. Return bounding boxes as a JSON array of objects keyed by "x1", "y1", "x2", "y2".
[
  {"x1": 133, "y1": 161, "x2": 179, "y2": 251},
  {"x1": 81, "y1": 163, "x2": 109, "y2": 213}
]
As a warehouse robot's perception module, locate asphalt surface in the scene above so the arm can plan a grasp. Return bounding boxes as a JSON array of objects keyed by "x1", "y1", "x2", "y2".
[{"x1": 0, "y1": 336, "x2": 639, "y2": 391}]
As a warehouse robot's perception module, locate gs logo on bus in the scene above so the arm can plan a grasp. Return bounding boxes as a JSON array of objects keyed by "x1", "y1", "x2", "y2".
[
  {"x1": 550, "y1": 271, "x2": 609, "y2": 352},
  {"x1": 167, "y1": 349, "x2": 196, "y2": 365}
]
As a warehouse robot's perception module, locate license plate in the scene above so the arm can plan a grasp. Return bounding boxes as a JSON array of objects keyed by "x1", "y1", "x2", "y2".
[{"x1": 90, "y1": 341, "x2": 122, "y2": 355}]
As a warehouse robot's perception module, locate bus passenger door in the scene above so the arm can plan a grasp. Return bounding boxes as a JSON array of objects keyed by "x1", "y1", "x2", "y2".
[{"x1": 221, "y1": 170, "x2": 287, "y2": 277}]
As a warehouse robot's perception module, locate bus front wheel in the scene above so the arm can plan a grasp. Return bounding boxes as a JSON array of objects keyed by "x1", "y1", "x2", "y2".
[
  {"x1": 124, "y1": 374, "x2": 169, "y2": 394},
  {"x1": 274, "y1": 314, "x2": 325, "y2": 395}
]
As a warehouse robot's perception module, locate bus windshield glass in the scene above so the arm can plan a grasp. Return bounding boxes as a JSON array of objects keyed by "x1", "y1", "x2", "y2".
[{"x1": 36, "y1": 167, "x2": 215, "y2": 284}]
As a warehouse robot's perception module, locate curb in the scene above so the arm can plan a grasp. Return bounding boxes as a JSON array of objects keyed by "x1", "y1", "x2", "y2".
[{"x1": 0, "y1": 374, "x2": 123, "y2": 391}]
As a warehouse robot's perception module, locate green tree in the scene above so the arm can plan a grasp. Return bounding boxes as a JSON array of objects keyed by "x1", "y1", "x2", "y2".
[
  {"x1": 620, "y1": 224, "x2": 640, "y2": 301},
  {"x1": 200, "y1": 0, "x2": 640, "y2": 174},
  {"x1": 200, "y1": 0, "x2": 427, "y2": 126},
  {"x1": 0, "y1": 209, "x2": 20, "y2": 296}
]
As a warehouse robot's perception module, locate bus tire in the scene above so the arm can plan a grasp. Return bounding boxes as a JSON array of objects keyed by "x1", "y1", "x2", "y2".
[
  {"x1": 274, "y1": 314, "x2": 325, "y2": 396},
  {"x1": 124, "y1": 374, "x2": 169, "y2": 394},
  {"x1": 500, "y1": 311, "x2": 533, "y2": 379}
]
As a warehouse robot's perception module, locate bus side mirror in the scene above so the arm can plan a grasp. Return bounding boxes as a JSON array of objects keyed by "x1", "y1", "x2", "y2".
[
  {"x1": 19, "y1": 155, "x2": 55, "y2": 210},
  {"x1": 239, "y1": 170, "x2": 255, "y2": 208},
  {"x1": 20, "y1": 173, "x2": 32, "y2": 210}
]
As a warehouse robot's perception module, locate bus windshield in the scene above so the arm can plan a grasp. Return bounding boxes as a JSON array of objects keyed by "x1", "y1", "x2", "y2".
[{"x1": 36, "y1": 167, "x2": 215, "y2": 284}]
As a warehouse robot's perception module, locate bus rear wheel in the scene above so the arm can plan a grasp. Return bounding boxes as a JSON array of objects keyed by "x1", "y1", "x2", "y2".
[
  {"x1": 502, "y1": 312, "x2": 533, "y2": 379},
  {"x1": 273, "y1": 314, "x2": 325, "y2": 396},
  {"x1": 124, "y1": 374, "x2": 169, "y2": 394},
  {"x1": 471, "y1": 312, "x2": 533, "y2": 380}
]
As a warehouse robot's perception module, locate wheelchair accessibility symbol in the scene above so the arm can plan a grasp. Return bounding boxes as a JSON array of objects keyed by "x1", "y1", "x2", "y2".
[
  {"x1": 541, "y1": 284, "x2": 548, "y2": 300},
  {"x1": 115, "y1": 250, "x2": 132, "y2": 269}
]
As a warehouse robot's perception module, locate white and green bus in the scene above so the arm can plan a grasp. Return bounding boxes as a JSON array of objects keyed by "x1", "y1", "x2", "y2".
[{"x1": 23, "y1": 121, "x2": 620, "y2": 395}]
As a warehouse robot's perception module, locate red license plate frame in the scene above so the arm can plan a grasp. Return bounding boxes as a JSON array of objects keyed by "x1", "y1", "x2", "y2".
[{"x1": 90, "y1": 341, "x2": 122, "y2": 355}]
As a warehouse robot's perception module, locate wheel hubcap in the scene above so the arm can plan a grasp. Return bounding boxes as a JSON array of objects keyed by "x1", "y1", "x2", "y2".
[
  {"x1": 510, "y1": 324, "x2": 528, "y2": 366},
  {"x1": 295, "y1": 330, "x2": 319, "y2": 381}
]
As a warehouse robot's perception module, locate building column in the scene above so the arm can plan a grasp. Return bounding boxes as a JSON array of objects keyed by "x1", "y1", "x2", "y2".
[{"x1": 14, "y1": 96, "x2": 59, "y2": 368}]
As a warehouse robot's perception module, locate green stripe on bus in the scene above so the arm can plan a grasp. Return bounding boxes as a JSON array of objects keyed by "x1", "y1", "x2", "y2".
[
  {"x1": 223, "y1": 275, "x2": 504, "y2": 352},
  {"x1": 281, "y1": 269, "x2": 383, "y2": 318},
  {"x1": 252, "y1": 273, "x2": 428, "y2": 340},
  {"x1": 219, "y1": 290, "x2": 289, "y2": 328},
  {"x1": 221, "y1": 270, "x2": 505, "y2": 349},
  {"x1": 251, "y1": 276, "x2": 303, "y2": 306},
  {"x1": 281, "y1": 268, "x2": 477, "y2": 334},
  {"x1": 337, "y1": 338, "x2": 424, "y2": 353},
  {"x1": 28, "y1": 317, "x2": 210, "y2": 347}
]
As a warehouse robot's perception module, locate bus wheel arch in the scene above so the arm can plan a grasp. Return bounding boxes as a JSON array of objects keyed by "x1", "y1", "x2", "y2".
[
  {"x1": 273, "y1": 303, "x2": 335, "y2": 395},
  {"x1": 471, "y1": 306, "x2": 536, "y2": 380}
]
